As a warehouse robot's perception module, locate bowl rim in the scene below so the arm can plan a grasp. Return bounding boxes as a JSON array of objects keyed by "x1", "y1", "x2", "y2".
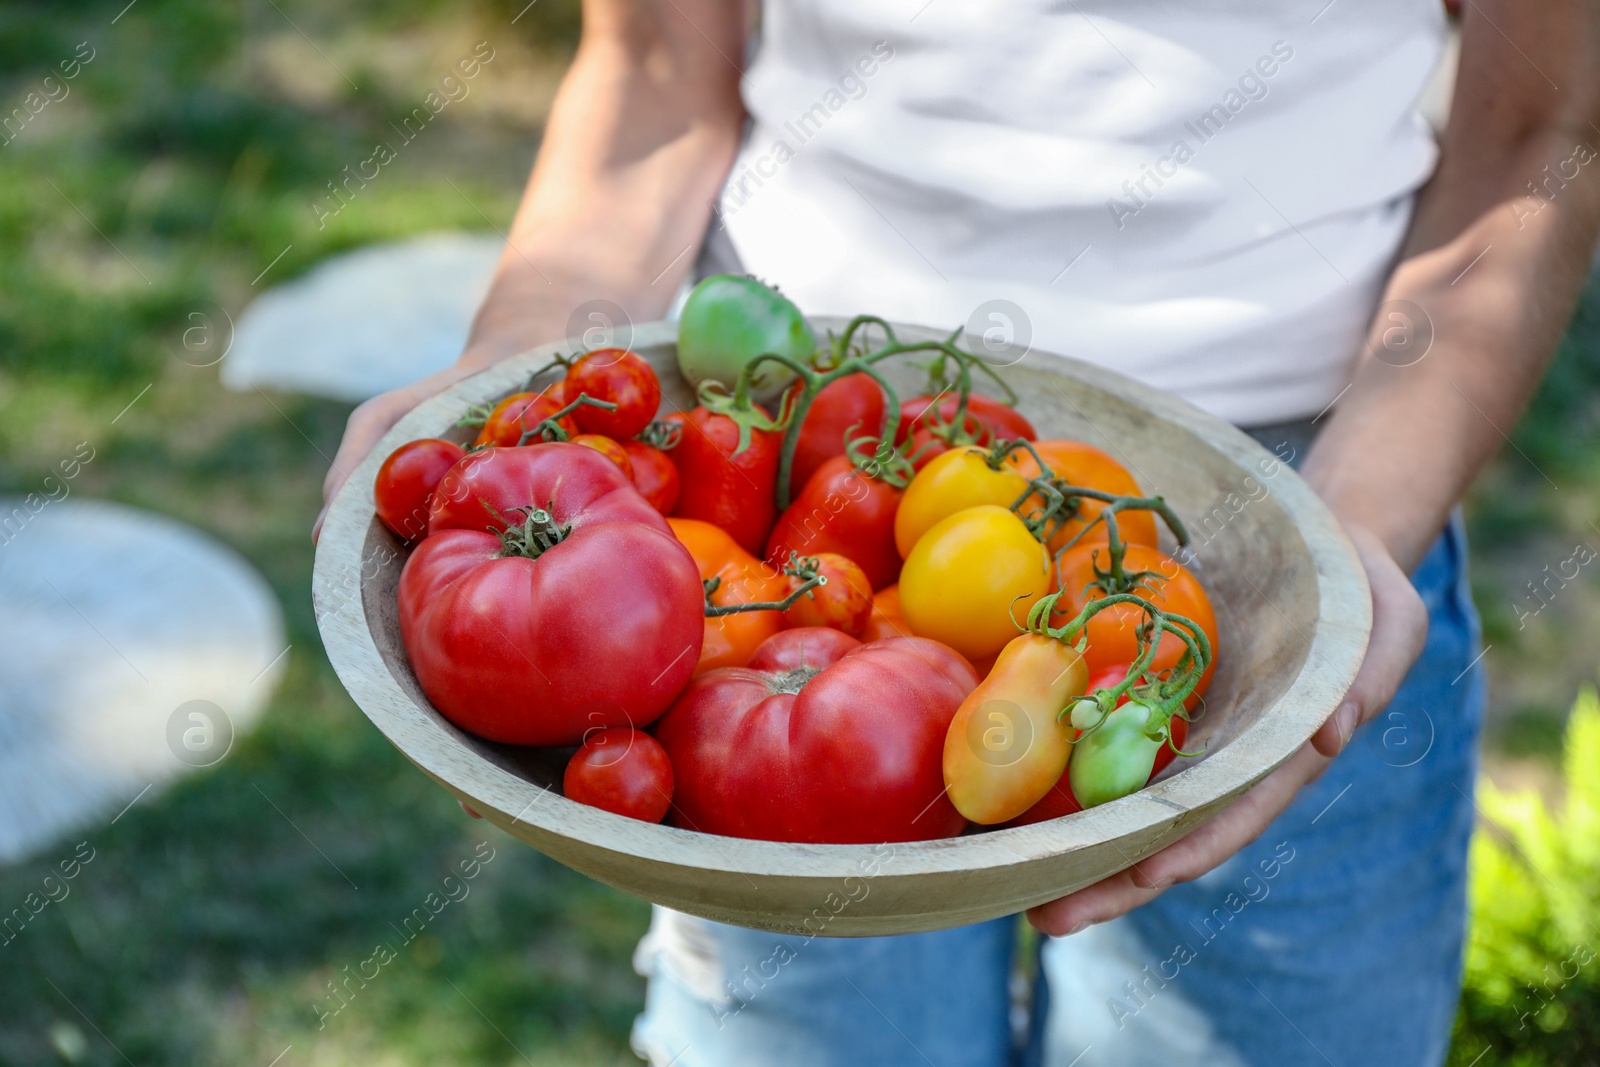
[{"x1": 313, "y1": 318, "x2": 1372, "y2": 880}]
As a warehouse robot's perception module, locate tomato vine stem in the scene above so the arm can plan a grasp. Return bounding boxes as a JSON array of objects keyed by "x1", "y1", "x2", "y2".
[{"x1": 702, "y1": 553, "x2": 828, "y2": 617}]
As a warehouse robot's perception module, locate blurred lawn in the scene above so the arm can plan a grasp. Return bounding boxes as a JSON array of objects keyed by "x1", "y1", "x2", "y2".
[{"x1": 1, "y1": 1, "x2": 1597, "y2": 1064}]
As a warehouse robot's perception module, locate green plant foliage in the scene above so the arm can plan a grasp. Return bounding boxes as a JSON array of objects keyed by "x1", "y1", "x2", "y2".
[{"x1": 1452, "y1": 688, "x2": 1600, "y2": 1064}]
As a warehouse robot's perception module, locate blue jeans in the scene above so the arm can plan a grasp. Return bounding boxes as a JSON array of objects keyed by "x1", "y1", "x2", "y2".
[{"x1": 631, "y1": 516, "x2": 1484, "y2": 1067}]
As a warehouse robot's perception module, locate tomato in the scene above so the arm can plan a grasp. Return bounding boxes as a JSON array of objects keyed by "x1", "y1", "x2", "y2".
[
  {"x1": 373, "y1": 438, "x2": 465, "y2": 542},
  {"x1": 669, "y1": 517, "x2": 787, "y2": 675},
  {"x1": 1006, "y1": 663, "x2": 1188, "y2": 827},
  {"x1": 899, "y1": 505, "x2": 1052, "y2": 661},
  {"x1": 620, "y1": 439, "x2": 680, "y2": 515},
  {"x1": 861, "y1": 585, "x2": 910, "y2": 642},
  {"x1": 782, "y1": 552, "x2": 872, "y2": 637},
  {"x1": 570, "y1": 433, "x2": 633, "y2": 479},
  {"x1": 1069, "y1": 699, "x2": 1164, "y2": 809},
  {"x1": 403, "y1": 444, "x2": 703, "y2": 745},
  {"x1": 564, "y1": 348, "x2": 662, "y2": 440},
  {"x1": 671, "y1": 405, "x2": 781, "y2": 555},
  {"x1": 1052, "y1": 543, "x2": 1218, "y2": 703},
  {"x1": 473, "y1": 384, "x2": 575, "y2": 447},
  {"x1": 766, "y1": 452, "x2": 905, "y2": 591},
  {"x1": 563, "y1": 727, "x2": 674, "y2": 823},
  {"x1": 897, "y1": 394, "x2": 1036, "y2": 470},
  {"x1": 653, "y1": 627, "x2": 978, "y2": 842},
  {"x1": 893, "y1": 446, "x2": 1032, "y2": 559},
  {"x1": 677, "y1": 274, "x2": 815, "y2": 397},
  {"x1": 943, "y1": 633, "x2": 1088, "y2": 824},
  {"x1": 787, "y1": 373, "x2": 887, "y2": 493},
  {"x1": 1006, "y1": 439, "x2": 1157, "y2": 553}
]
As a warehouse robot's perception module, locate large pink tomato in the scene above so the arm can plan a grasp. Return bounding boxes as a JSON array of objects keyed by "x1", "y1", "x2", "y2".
[
  {"x1": 400, "y1": 443, "x2": 703, "y2": 745},
  {"x1": 652, "y1": 627, "x2": 978, "y2": 843}
]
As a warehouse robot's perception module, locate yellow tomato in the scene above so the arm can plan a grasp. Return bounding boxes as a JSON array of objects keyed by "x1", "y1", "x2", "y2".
[
  {"x1": 893, "y1": 447, "x2": 1032, "y2": 559},
  {"x1": 899, "y1": 505, "x2": 1051, "y2": 661},
  {"x1": 943, "y1": 633, "x2": 1088, "y2": 824}
]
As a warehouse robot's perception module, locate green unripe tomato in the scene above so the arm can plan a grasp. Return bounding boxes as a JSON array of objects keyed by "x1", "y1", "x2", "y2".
[
  {"x1": 677, "y1": 274, "x2": 815, "y2": 398},
  {"x1": 1069, "y1": 700, "x2": 1163, "y2": 809}
]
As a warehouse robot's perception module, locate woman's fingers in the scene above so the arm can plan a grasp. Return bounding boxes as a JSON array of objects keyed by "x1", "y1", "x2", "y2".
[{"x1": 1026, "y1": 741, "x2": 1328, "y2": 936}]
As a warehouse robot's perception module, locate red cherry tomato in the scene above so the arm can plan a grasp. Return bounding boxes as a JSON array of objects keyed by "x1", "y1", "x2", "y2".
[
  {"x1": 563, "y1": 728, "x2": 674, "y2": 823},
  {"x1": 653, "y1": 628, "x2": 979, "y2": 842},
  {"x1": 765, "y1": 452, "x2": 905, "y2": 591},
  {"x1": 474, "y1": 384, "x2": 576, "y2": 447},
  {"x1": 564, "y1": 348, "x2": 662, "y2": 440},
  {"x1": 1005, "y1": 664, "x2": 1191, "y2": 827},
  {"x1": 570, "y1": 433, "x2": 633, "y2": 479},
  {"x1": 405, "y1": 444, "x2": 702, "y2": 745},
  {"x1": 620, "y1": 439, "x2": 680, "y2": 515},
  {"x1": 782, "y1": 552, "x2": 873, "y2": 637},
  {"x1": 373, "y1": 438, "x2": 465, "y2": 541},
  {"x1": 671, "y1": 405, "x2": 780, "y2": 555},
  {"x1": 897, "y1": 394, "x2": 1036, "y2": 470},
  {"x1": 787, "y1": 373, "x2": 887, "y2": 494}
]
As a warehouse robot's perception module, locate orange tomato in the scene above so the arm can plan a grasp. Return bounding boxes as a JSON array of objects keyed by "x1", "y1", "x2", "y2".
[
  {"x1": 862, "y1": 585, "x2": 912, "y2": 642},
  {"x1": 570, "y1": 433, "x2": 633, "y2": 479},
  {"x1": 473, "y1": 383, "x2": 576, "y2": 447},
  {"x1": 1051, "y1": 542, "x2": 1218, "y2": 702},
  {"x1": 782, "y1": 552, "x2": 873, "y2": 637},
  {"x1": 1007, "y1": 439, "x2": 1157, "y2": 553},
  {"x1": 668, "y1": 518, "x2": 786, "y2": 675}
]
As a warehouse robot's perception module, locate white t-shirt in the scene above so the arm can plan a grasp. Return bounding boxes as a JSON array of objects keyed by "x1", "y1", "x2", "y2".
[{"x1": 714, "y1": 0, "x2": 1446, "y2": 426}]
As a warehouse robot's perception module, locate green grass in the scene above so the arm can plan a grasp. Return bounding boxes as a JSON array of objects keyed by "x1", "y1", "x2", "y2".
[
  {"x1": 0, "y1": 2, "x2": 648, "y2": 1064},
  {"x1": 1, "y1": 0, "x2": 1599, "y2": 1062}
]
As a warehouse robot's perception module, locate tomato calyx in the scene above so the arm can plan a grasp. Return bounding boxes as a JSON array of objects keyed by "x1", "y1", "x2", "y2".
[
  {"x1": 1025, "y1": 590, "x2": 1211, "y2": 760},
  {"x1": 490, "y1": 502, "x2": 573, "y2": 560},
  {"x1": 702, "y1": 553, "x2": 826, "y2": 617},
  {"x1": 637, "y1": 418, "x2": 683, "y2": 451},
  {"x1": 764, "y1": 664, "x2": 823, "y2": 695},
  {"x1": 844, "y1": 433, "x2": 915, "y2": 490},
  {"x1": 516, "y1": 394, "x2": 619, "y2": 445},
  {"x1": 697, "y1": 371, "x2": 802, "y2": 456}
]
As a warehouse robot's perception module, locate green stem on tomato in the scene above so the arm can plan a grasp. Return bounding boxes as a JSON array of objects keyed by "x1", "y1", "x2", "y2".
[
  {"x1": 516, "y1": 393, "x2": 619, "y2": 445},
  {"x1": 702, "y1": 553, "x2": 827, "y2": 617}
]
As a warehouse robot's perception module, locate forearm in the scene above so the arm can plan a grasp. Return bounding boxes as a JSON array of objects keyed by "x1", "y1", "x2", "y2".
[
  {"x1": 464, "y1": 0, "x2": 746, "y2": 365},
  {"x1": 1303, "y1": 2, "x2": 1600, "y2": 571}
]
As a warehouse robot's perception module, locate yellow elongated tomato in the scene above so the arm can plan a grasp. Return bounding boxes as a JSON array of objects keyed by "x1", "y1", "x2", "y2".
[
  {"x1": 899, "y1": 505, "x2": 1051, "y2": 661},
  {"x1": 943, "y1": 634, "x2": 1088, "y2": 824},
  {"x1": 893, "y1": 447, "x2": 1031, "y2": 559}
]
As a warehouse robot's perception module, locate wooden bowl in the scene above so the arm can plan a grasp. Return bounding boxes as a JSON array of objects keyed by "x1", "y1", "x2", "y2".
[{"x1": 314, "y1": 318, "x2": 1371, "y2": 937}]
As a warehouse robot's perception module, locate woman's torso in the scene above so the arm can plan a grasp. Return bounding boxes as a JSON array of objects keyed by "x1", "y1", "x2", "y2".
[{"x1": 714, "y1": 0, "x2": 1446, "y2": 425}]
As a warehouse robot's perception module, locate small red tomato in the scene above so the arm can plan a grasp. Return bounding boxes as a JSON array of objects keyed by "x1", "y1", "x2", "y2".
[
  {"x1": 565, "y1": 348, "x2": 662, "y2": 440},
  {"x1": 563, "y1": 727, "x2": 674, "y2": 823},
  {"x1": 571, "y1": 433, "x2": 633, "y2": 479},
  {"x1": 671, "y1": 405, "x2": 781, "y2": 555},
  {"x1": 474, "y1": 384, "x2": 575, "y2": 447},
  {"x1": 766, "y1": 452, "x2": 905, "y2": 591},
  {"x1": 782, "y1": 552, "x2": 873, "y2": 637},
  {"x1": 373, "y1": 438, "x2": 465, "y2": 541},
  {"x1": 786, "y1": 373, "x2": 887, "y2": 495},
  {"x1": 620, "y1": 439, "x2": 680, "y2": 515}
]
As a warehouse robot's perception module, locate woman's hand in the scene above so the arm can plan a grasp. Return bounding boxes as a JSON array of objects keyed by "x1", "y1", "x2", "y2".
[
  {"x1": 1026, "y1": 523, "x2": 1427, "y2": 937},
  {"x1": 314, "y1": 360, "x2": 481, "y2": 542}
]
